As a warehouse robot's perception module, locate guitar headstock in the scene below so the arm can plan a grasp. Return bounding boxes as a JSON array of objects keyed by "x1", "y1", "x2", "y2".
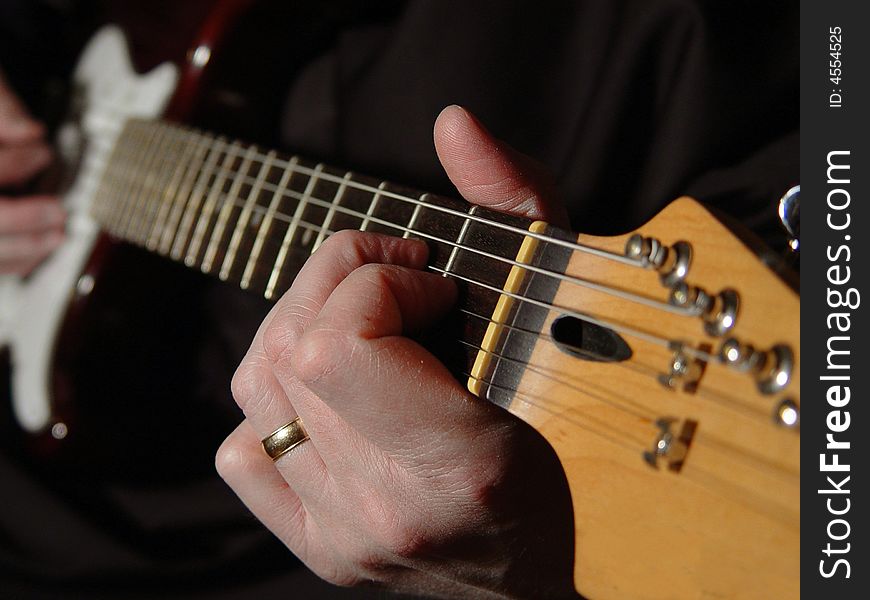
[{"x1": 475, "y1": 196, "x2": 800, "y2": 598}]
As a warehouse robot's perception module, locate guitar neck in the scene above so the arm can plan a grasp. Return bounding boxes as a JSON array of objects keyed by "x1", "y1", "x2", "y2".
[
  {"x1": 90, "y1": 118, "x2": 557, "y2": 393},
  {"x1": 91, "y1": 118, "x2": 530, "y2": 301}
]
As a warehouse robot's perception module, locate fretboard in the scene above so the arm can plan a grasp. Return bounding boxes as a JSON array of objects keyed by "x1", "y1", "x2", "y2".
[{"x1": 90, "y1": 118, "x2": 549, "y2": 388}]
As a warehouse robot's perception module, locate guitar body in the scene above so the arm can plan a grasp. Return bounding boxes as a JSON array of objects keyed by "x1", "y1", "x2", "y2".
[
  {"x1": 3, "y1": 0, "x2": 279, "y2": 463},
  {"x1": 0, "y1": 4, "x2": 800, "y2": 597},
  {"x1": 3, "y1": 25, "x2": 180, "y2": 435}
]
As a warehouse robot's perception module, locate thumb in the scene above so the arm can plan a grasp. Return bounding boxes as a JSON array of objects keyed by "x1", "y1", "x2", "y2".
[{"x1": 434, "y1": 105, "x2": 567, "y2": 226}]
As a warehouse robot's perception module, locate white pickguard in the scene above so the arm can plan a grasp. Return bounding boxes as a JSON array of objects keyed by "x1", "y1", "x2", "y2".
[{"x1": 0, "y1": 26, "x2": 179, "y2": 432}]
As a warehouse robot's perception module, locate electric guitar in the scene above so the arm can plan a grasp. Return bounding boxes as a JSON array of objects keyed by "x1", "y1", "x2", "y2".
[{"x1": 0, "y1": 16, "x2": 799, "y2": 600}]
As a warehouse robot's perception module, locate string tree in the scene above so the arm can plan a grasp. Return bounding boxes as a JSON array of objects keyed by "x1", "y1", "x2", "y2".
[
  {"x1": 657, "y1": 342, "x2": 709, "y2": 393},
  {"x1": 643, "y1": 417, "x2": 698, "y2": 472}
]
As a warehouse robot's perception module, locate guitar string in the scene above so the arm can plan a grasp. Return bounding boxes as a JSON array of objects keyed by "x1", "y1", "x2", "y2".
[
  {"x1": 469, "y1": 372, "x2": 799, "y2": 529},
  {"x1": 91, "y1": 118, "x2": 643, "y2": 266},
  {"x1": 465, "y1": 364, "x2": 798, "y2": 483},
  {"x1": 89, "y1": 123, "x2": 754, "y2": 370},
  {"x1": 455, "y1": 339, "x2": 661, "y2": 422},
  {"x1": 454, "y1": 315, "x2": 771, "y2": 421},
  {"x1": 85, "y1": 132, "x2": 695, "y2": 319},
  {"x1": 78, "y1": 137, "x2": 800, "y2": 468},
  {"x1": 89, "y1": 151, "x2": 705, "y2": 357},
  {"x1": 78, "y1": 119, "x2": 800, "y2": 512},
  {"x1": 81, "y1": 153, "x2": 781, "y2": 433},
  {"x1": 92, "y1": 155, "x2": 789, "y2": 431},
  {"x1": 86, "y1": 144, "x2": 768, "y2": 387},
  {"x1": 85, "y1": 124, "x2": 786, "y2": 420},
  {"x1": 456, "y1": 337, "x2": 801, "y2": 482}
]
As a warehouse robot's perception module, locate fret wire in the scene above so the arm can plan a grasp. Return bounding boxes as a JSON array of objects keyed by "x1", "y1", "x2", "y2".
[
  {"x1": 131, "y1": 124, "x2": 176, "y2": 244},
  {"x1": 312, "y1": 171, "x2": 352, "y2": 253},
  {"x1": 194, "y1": 194, "x2": 708, "y2": 361},
  {"x1": 213, "y1": 175, "x2": 687, "y2": 315},
  {"x1": 115, "y1": 121, "x2": 159, "y2": 238},
  {"x1": 444, "y1": 205, "x2": 478, "y2": 275},
  {"x1": 90, "y1": 122, "x2": 127, "y2": 224},
  {"x1": 171, "y1": 137, "x2": 227, "y2": 261},
  {"x1": 158, "y1": 130, "x2": 213, "y2": 255},
  {"x1": 142, "y1": 126, "x2": 193, "y2": 246},
  {"x1": 86, "y1": 123, "x2": 788, "y2": 436},
  {"x1": 118, "y1": 122, "x2": 162, "y2": 239},
  {"x1": 201, "y1": 144, "x2": 259, "y2": 273},
  {"x1": 359, "y1": 182, "x2": 387, "y2": 232},
  {"x1": 241, "y1": 156, "x2": 298, "y2": 290},
  {"x1": 282, "y1": 160, "x2": 639, "y2": 266},
  {"x1": 220, "y1": 149, "x2": 277, "y2": 281},
  {"x1": 95, "y1": 121, "x2": 135, "y2": 231},
  {"x1": 147, "y1": 128, "x2": 201, "y2": 251},
  {"x1": 94, "y1": 153, "x2": 728, "y2": 371},
  {"x1": 265, "y1": 163, "x2": 323, "y2": 300},
  {"x1": 95, "y1": 122, "x2": 684, "y2": 317},
  {"x1": 103, "y1": 120, "x2": 638, "y2": 267},
  {"x1": 402, "y1": 193, "x2": 427, "y2": 239},
  {"x1": 185, "y1": 140, "x2": 243, "y2": 268},
  {"x1": 96, "y1": 125, "x2": 686, "y2": 316},
  {"x1": 130, "y1": 124, "x2": 174, "y2": 244}
]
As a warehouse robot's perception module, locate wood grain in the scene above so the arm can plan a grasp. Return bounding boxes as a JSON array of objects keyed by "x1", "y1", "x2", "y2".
[{"x1": 501, "y1": 197, "x2": 799, "y2": 599}]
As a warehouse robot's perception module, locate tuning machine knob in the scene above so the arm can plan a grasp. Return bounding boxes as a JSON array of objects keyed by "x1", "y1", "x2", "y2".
[
  {"x1": 719, "y1": 339, "x2": 794, "y2": 394},
  {"x1": 669, "y1": 285, "x2": 739, "y2": 336},
  {"x1": 625, "y1": 235, "x2": 692, "y2": 287}
]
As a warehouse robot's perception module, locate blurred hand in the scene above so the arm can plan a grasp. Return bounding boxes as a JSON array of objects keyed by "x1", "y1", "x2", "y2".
[
  {"x1": 0, "y1": 71, "x2": 65, "y2": 275},
  {"x1": 217, "y1": 106, "x2": 578, "y2": 598}
]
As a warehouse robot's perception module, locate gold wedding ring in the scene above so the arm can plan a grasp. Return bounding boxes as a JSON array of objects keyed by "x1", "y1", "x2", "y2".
[{"x1": 261, "y1": 417, "x2": 309, "y2": 461}]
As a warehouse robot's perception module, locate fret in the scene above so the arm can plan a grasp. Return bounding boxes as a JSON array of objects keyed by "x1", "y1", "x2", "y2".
[
  {"x1": 402, "y1": 193, "x2": 428, "y2": 239},
  {"x1": 172, "y1": 137, "x2": 227, "y2": 261},
  {"x1": 359, "y1": 182, "x2": 387, "y2": 232},
  {"x1": 90, "y1": 121, "x2": 128, "y2": 225},
  {"x1": 111, "y1": 121, "x2": 151, "y2": 234},
  {"x1": 219, "y1": 149, "x2": 276, "y2": 281},
  {"x1": 131, "y1": 124, "x2": 179, "y2": 244},
  {"x1": 312, "y1": 171, "x2": 352, "y2": 253},
  {"x1": 241, "y1": 156, "x2": 298, "y2": 290},
  {"x1": 116, "y1": 121, "x2": 162, "y2": 240},
  {"x1": 185, "y1": 141, "x2": 242, "y2": 268},
  {"x1": 201, "y1": 144, "x2": 258, "y2": 274},
  {"x1": 126, "y1": 123, "x2": 169, "y2": 244},
  {"x1": 157, "y1": 131, "x2": 212, "y2": 255},
  {"x1": 146, "y1": 128, "x2": 200, "y2": 251},
  {"x1": 444, "y1": 205, "x2": 479, "y2": 275},
  {"x1": 265, "y1": 163, "x2": 323, "y2": 300},
  {"x1": 96, "y1": 120, "x2": 138, "y2": 232}
]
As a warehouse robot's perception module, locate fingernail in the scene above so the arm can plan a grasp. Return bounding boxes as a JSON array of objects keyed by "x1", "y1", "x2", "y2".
[{"x1": 449, "y1": 104, "x2": 490, "y2": 134}]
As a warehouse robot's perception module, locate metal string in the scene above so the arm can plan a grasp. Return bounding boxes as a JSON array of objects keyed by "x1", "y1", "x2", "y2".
[
  {"x1": 86, "y1": 126, "x2": 698, "y2": 320},
  {"x1": 81, "y1": 119, "x2": 783, "y2": 429}
]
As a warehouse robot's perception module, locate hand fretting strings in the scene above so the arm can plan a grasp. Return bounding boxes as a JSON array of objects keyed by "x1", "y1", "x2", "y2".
[
  {"x1": 81, "y1": 119, "x2": 797, "y2": 504},
  {"x1": 86, "y1": 120, "x2": 752, "y2": 413}
]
